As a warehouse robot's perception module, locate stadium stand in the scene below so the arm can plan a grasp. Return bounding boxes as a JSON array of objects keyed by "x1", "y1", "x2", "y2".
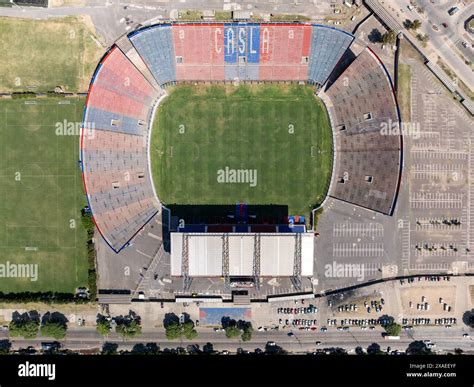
[
  {"x1": 115, "y1": 35, "x2": 162, "y2": 91},
  {"x1": 83, "y1": 22, "x2": 403, "y2": 255},
  {"x1": 259, "y1": 24, "x2": 312, "y2": 81},
  {"x1": 172, "y1": 23, "x2": 225, "y2": 81},
  {"x1": 129, "y1": 24, "x2": 177, "y2": 86},
  {"x1": 84, "y1": 106, "x2": 146, "y2": 136},
  {"x1": 308, "y1": 25, "x2": 354, "y2": 86},
  {"x1": 223, "y1": 23, "x2": 261, "y2": 81},
  {"x1": 324, "y1": 48, "x2": 402, "y2": 215},
  {"x1": 81, "y1": 46, "x2": 161, "y2": 252}
]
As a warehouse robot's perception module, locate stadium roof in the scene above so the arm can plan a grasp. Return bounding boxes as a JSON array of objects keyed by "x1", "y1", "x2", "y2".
[{"x1": 171, "y1": 233, "x2": 314, "y2": 277}]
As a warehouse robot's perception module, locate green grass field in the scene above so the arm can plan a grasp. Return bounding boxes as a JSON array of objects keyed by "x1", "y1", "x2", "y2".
[
  {"x1": 398, "y1": 63, "x2": 412, "y2": 121},
  {"x1": 151, "y1": 84, "x2": 333, "y2": 216},
  {"x1": 0, "y1": 97, "x2": 89, "y2": 292},
  {"x1": 0, "y1": 16, "x2": 103, "y2": 92}
]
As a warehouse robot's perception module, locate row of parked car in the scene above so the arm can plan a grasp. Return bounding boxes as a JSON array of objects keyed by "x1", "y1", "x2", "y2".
[
  {"x1": 409, "y1": 318, "x2": 431, "y2": 325},
  {"x1": 329, "y1": 318, "x2": 383, "y2": 326},
  {"x1": 434, "y1": 317, "x2": 457, "y2": 325},
  {"x1": 277, "y1": 305, "x2": 318, "y2": 315},
  {"x1": 339, "y1": 318, "x2": 380, "y2": 326},
  {"x1": 336, "y1": 299, "x2": 385, "y2": 314},
  {"x1": 279, "y1": 318, "x2": 317, "y2": 326},
  {"x1": 400, "y1": 276, "x2": 451, "y2": 285},
  {"x1": 337, "y1": 304, "x2": 358, "y2": 312}
]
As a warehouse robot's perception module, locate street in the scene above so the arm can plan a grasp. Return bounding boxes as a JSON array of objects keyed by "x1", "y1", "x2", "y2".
[
  {"x1": 1, "y1": 326, "x2": 473, "y2": 354},
  {"x1": 383, "y1": 0, "x2": 473, "y2": 90}
]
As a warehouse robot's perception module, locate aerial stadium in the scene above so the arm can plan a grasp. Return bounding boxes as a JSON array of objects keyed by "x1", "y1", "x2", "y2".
[{"x1": 80, "y1": 21, "x2": 402, "y2": 301}]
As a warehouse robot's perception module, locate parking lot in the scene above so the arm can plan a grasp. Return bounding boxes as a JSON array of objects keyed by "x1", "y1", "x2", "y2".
[{"x1": 314, "y1": 35, "x2": 474, "y2": 293}]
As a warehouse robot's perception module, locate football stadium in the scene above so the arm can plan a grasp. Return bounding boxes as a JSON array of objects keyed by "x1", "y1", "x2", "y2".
[{"x1": 80, "y1": 22, "x2": 402, "y2": 299}]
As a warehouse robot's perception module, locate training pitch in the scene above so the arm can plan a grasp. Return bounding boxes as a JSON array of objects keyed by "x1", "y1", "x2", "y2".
[
  {"x1": 151, "y1": 84, "x2": 333, "y2": 217},
  {"x1": 0, "y1": 98, "x2": 89, "y2": 292}
]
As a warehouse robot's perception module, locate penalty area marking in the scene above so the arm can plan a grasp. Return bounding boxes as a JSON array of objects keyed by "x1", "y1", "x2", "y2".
[{"x1": 311, "y1": 146, "x2": 323, "y2": 157}]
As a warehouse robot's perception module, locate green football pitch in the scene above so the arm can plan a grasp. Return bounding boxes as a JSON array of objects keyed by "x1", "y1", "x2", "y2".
[
  {"x1": 0, "y1": 98, "x2": 89, "y2": 292},
  {"x1": 151, "y1": 84, "x2": 333, "y2": 217}
]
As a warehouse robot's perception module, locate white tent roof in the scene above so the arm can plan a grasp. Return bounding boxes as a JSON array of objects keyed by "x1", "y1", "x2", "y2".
[{"x1": 171, "y1": 232, "x2": 314, "y2": 277}]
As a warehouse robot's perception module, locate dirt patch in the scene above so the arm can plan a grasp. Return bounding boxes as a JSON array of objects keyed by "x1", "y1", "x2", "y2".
[{"x1": 400, "y1": 284, "x2": 456, "y2": 315}]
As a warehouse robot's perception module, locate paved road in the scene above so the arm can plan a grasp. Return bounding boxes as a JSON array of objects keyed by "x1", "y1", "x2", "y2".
[
  {"x1": 0, "y1": 0, "x2": 336, "y2": 46},
  {"x1": 2, "y1": 326, "x2": 473, "y2": 354},
  {"x1": 385, "y1": 0, "x2": 473, "y2": 90}
]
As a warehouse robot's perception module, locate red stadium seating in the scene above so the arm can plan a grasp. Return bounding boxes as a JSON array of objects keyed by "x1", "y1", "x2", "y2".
[
  {"x1": 87, "y1": 85, "x2": 150, "y2": 119},
  {"x1": 172, "y1": 24, "x2": 225, "y2": 81},
  {"x1": 259, "y1": 24, "x2": 311, "y2": 81}
]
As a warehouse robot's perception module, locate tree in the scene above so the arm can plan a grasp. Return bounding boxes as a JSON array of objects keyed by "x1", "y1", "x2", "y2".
[
  {"x1": 412, "y1": 19, "x2": 421, "y2": 30},
  {"x1": 225, "y1": 325, "x2": 241, "y2": 339},
  {"x1": 9, "y1": 311, "x2": 40, "y2": 339},
  {"x1": 101, "y1": 342, "x2": 118, "y2": 355},
  {"x1": 0, "y1": 340, "x2": 11, "y2": 355},
  {"x1": 381, "y1": 31, "x2": 397, "y2": 45},
  {"x1": 241, "y1": 322, "x2": 253, "y2": 342},
  {"x1": 116, "y1": 319, "x2": 141, "y2": 339},
  {"x1": 9, "y1": 319, "x2": 39, "y2": 339},
  {"x1": 406, "y1": 341, "x2": 432, "y2": 355},
  {"x1": 41, "y1": 321, "x2": 67, "y2": 340},
  {"x1": 367, "y1": 343, "x2": 386, "y2": 355},
  {"x1": 182, "y1": 321, "x2": 198, "y2": 340},
  {"x1": 115, "y1": 311, "x2": 142, "y2": 339},
  {"x1": 383, "y1": 322, "x2": 402, "y2": 337},
  {"x1": 403, "y1": 19, "x2": 413, "y2": 29},
  {"x1": 165, "y1": 321, "x2": 182, "y2": 340},
  {"x1": 40, "y1": 312, "x2": 68, "y2": 340},
  {"x1": 203, "y1": 343, "x2": 215, "y2": 354},
  {"x1": 164, "y1": 320, "x2": 198, "y2": 340},
  {"x1": 368, "y1": 28, "x2": 383, "y2": 43},
  {"x1": 241, "y1": 329, "x2": 252, "y2": 342},
  {"x1": 131, "y1": 343, "x2": 161, "y2": 355},
  {"x1": 96, "y1": 315, "x2": 112, "y2": 336},
  {"x1": 462, "y1": 309, "x2": 474, "y2": 328},
  {"x1": 416, "y1": 33, "x2": 429, "y2": 45}
]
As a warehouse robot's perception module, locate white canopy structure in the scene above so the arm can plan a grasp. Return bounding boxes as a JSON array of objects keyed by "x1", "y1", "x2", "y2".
[{"x1": 171, "y1": 232, "x2": 314, "y2": 278}]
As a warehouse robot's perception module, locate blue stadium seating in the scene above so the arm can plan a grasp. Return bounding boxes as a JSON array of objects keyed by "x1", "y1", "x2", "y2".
[
  {"x1": 106, "y1": 206, "x2": 159, "y2": 248},
  {"x1": 82, "y1": 149, "x2": 146, "y2": 174},
  {"x1": 235, "y1": 225, "x2": 250, "y2": 233},
  {"x1": 129, "y1": 24, "x2": 177, "y2": 86},
  {"x1": 88, "y1": 184, "x2": 154, "y2": 214},
  {"x1": 85, "y1": 106, "x2": 145, "y2": 136},
  {"x1": 308, "y1": 25, "x2": 353, "y2": 86},
  {"x1": 224, "y1": 24, "x2": 261, "y2": 81},
  {"x1": 179, "y1": 225, "x2": 206, "y2": 232}
]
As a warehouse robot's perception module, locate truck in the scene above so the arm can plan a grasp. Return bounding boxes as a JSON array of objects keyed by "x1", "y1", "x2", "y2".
[
  {"x1": 382, "y1": 333, "x2": 400, "y2": 340},
  {"x1": 448, "y1": 7, "x2": 460, "y2": 16}
]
